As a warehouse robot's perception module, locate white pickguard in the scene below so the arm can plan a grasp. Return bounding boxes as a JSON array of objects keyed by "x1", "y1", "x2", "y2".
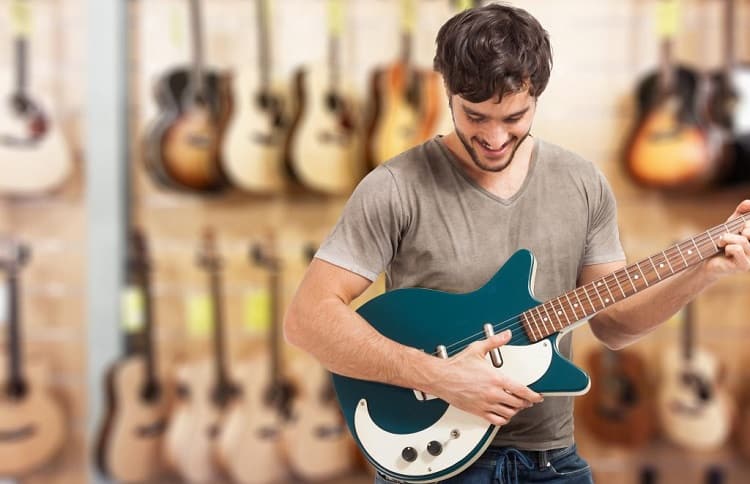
[{"x1": 354, "y1": 340, "x2": 553, "y2": 481}]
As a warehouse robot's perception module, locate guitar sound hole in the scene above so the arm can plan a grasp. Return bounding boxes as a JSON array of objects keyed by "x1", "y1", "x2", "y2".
[
  {"x1": 140, "y1": 381, "x2": 162, "y2": 403},
  {"x1": 5, "y1": 379, "x2": 28, "y2": 400},
  {"x1": 176, "y1": 383, "x2": 191, "y2": 400}
]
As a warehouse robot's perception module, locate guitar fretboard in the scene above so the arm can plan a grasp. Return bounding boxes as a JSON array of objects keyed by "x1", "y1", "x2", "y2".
[{"x1": 521, "y1": 214, "x2": 747, "y2": 342}]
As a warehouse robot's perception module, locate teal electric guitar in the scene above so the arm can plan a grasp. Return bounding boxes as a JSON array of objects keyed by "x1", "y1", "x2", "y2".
[{"x1": 331, "y1": 214, "x2": 748, "y2": 483}]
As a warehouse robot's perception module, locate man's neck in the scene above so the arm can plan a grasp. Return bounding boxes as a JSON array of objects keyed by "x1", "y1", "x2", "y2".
[{"x1": 441, "y1": 133, "x2": 535, "y2": 199}]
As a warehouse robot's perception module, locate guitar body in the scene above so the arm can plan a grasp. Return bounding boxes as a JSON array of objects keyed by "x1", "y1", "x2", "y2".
[
  {"x1": 577, "y1": 349, "x2": 654, "y2": 447},
  {"x1": 217, "y1": 355, "x2": 288, "y2": 484},
  {"x1": 284, "y1": 357, "x2": 355, "y2": 482},
  {"x1": 222, "y1": 70, "x2": 288, "y2": 193},
  {"x1": 285, "y1": 65, "x2": 360, "y2": 194},
  {"x1": 657, "y1": 346, "x2": 733, "y2": 450},
  {"x1": 164, "y1": 359, "x2": 225, "y2": 483},
  {"x1": 143, "y1": 68, "x2": 231, "y2": 193},
  {"x1": 368, "y1": 63, "x2": 441, "y2": 168},
  {"x1": 732, "y1": 66, "x2": 750, "y2": 136},
  {"x1": 625, "y1": 66, "x2": 716, "y2": 190},
  {"x1": 331, "y1": 250, "x2": 590, "y2": 483},
  {"x1": 96, "y1": 356, "x2": 170, "y2": 483},
  {"x1": 0, "y1": 82, "x2": 72, "y2": 196},
  {"x1": 0, "y1": 360, "x2": 65, "y2": 476}
]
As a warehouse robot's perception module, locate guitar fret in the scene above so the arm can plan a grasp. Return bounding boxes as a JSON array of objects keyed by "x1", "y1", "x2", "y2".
[
  {"x1": 675, "y1": 244, "x2": 689, "y2": 267},
  {"x1": 649, "y1": 256, "x2": 662, "y2": 281},
  {"x1": 526, "y1": 311, "x2": 541, "y2": 340},
  {"x1": 625, "y1": 269, "x2": 637, "y2": 292},
  {"x1": 571, "y1": 290, "x2": 585, "y2": 317},
  {"x1": 582, "y1": 286, "x2": 596, "y2": 314},
  {"x1": 613, "y1": 273, "x2": 626, "y2": 298},
  {"x1": 549, "y1": 301, "x2": 563, "y2": 329},
  {"x1": 592, "y1": 282, "x2": 606, "y2": 308},
  {"x1": 662, "y1": 250, "x2": 675, "y2": 273},
  {"x1": 635, "y1": 262, "x2": 649, "y2": 287},
  {"x1": 690, "y1": 238, "x2": 704, "y2": 260},
  {"x1": 537, "y1": 306, "x2": 551, "y2": 334},
  {"x1": 707, "y1": 230, "x2": 718, "y2": 251},
  {"x1": 601, "y1": 277, "x2": 616, "y2": 304},
  {"x1": 557, "y1": 297, "x2": 572, "y2": 325},
  {"x1": 564, "y1": 293, "x2": 579, "y2": 321}
]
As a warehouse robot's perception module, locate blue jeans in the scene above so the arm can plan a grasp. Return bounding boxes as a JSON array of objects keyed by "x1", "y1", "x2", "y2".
[{"x1": 374, "y1": 444, "x2": 593, "y2": 484}]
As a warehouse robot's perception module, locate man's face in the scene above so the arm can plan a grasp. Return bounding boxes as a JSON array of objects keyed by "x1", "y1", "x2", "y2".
[{"x1": 449, "y1": 89, "x2": 537, "y2": 173}]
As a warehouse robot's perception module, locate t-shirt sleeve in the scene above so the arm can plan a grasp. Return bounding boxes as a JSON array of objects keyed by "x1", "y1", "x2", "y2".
[
  {"x1": 315, "y1": 165, "x2": 406, "y2": 281},
  {"x1": 582, "y1": 169, "x2": 626, "y2": 266}
]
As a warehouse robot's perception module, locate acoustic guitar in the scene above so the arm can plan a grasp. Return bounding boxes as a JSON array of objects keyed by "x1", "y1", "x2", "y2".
[
  {"x1": 366, "y1": 0, "x2": 442, "y2": 169},
  {"x1": 624, "y1": 0, "x2": 715, "y2": 191},
  {"x1": 0, "y1": 239, "x2": 65, "y2": 476},
  {"x1": 222, "y1": 0, "x2": 289, "y2": 194},
  {"x1": 0, "y1": 0, "x2": 72, "y2": 196},
  {"x1": 217, "y1": 236, "x2": 293, "y2": 484},
  {"x1": 95, "y1": 230, "x2": 170, "y2": 483},
  {"x1": 576, "y1": 347, "x2": 654, "y2": 448},
  {"x1": 283, "y1": 246, "x2": 356, "y2": 481},
  {"x1": 657, "y1": 300, "x2": 733, "y2": 451},
  {"x1": 143, "y1": 0, "x2": 231, "y2": 193},
  {"x1": 165, "y1": 229, "x2": 239, "y2": 483},
  {"x1": 283, "y1": 0, "x2": 361, "y2": 195},
  {"x1": 331, "y1": 214, "x2": 747, "y2": 483}
]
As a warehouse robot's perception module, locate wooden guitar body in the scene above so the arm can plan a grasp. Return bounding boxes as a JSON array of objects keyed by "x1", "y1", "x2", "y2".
[
  {"x1": 368, "y1": 63, "x2": 441, "y2": 168},
  {"x1": 657, "y1": 346, "x2": 733, "y2": 450},
  {"x1": 285, "y1": 65, "x2": 360, "y2": 194},
  {"x1": 0, "y1": 80, "x2": 72, "y2": 196},
  {"x1": 577, "y1": 349, "x2": 654, "y2": 447},
  {"x1": 217, "y1": 355, "x2": 288, "y2": 484},
  {"x1": 284, "y1": 357, "x2": 355, "y2": 482},
  {"x1": 164, "y1": 359, "x2": 226, "y2": 483},
  {"x1": 626, "y1": 66, "x2": 715, "y2": 190},
  {"x1": 0, "y1": 360, "x2": 65, "y2": 476},
  {"x1": 223, "y1": 70, "x2": 288, "y2": 194},
  {"x1": 96, "y1": 356, "x2": 170, "y2": 483},
  {"x1": 143, "y1": 68, "x2": 231, "y2": 193}
]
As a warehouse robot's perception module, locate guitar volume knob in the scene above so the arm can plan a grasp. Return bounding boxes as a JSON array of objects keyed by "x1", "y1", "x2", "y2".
[
  {"x1": 427, "y1": 440, "x2": 443, "y2": 456},
  {"x1": 401, "y1": 446, "x2": 418, "y2": 462}
]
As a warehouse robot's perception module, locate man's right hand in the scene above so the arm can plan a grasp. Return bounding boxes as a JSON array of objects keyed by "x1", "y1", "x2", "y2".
[{"x1": 424, "y1": 329, "x2": 544, "y2": 426}]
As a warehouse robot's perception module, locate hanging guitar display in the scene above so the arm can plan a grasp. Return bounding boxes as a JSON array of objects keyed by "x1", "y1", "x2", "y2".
[
  {"x1": 0, "y1": 239, "x2": 65, "y2": 476},
  {"x1": 95, "y1": 229, "x2": 170, "y2": 483},
  {"x1": 217, "y1": 234, "x2": 293, "y2": 484},
  {"x1": 283, "y1": 244, "x2": 356, "y2": 481},
  {"x1": 283, "y1": 0, "x2": 361, "y2": 195},
  {"x1": 657, "y1": 299, "x2": 733, "y2": 451},
  {"x1": 165, "y1": 229, "x2": 239, "y2": 483},
  {"x1": 331, "y1": 214, "x2": 747, "y2": 482},
  {"x1": 222, "y1": 0, "x2": 289, "y2": 194},
  {"x1": 624, "y1": 0, "x2": 716, "y2": 191},
  {"x1": 143, "y1": 0, "x2": 231, "y2": 194},
  {"x1": 366, "y1": 0, "x2": 442, "y2": 169},
  {"x1": 576, "y1": 347, "x2": 654, "y2": 448},
  {"x1": 0, "y1": 0, "x2": 72, "y2": 196}
]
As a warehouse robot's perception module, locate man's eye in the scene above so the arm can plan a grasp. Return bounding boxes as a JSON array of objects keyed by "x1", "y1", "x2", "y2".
[
  {"x1": 468, "y1": 116, "x2": 484, "y2": 123},
  {"x1": 507, "y1": 117, "x2": 522, "y2": 123}
]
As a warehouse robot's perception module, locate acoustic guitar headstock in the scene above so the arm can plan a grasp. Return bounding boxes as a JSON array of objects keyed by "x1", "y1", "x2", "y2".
[
  {"x1": 0, "y1": 237, "x2": 30, "y2": 274},
  {"x1": 196, "y1": 227, "x2": 223, "y2": 273}
]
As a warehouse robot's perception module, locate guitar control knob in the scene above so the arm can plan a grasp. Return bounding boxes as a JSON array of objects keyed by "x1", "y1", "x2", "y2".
[
  {"x1": 427, "y1": 441, "x2": 443, "y2": 456},
  {"x1": 401, "y1": 447, "x2": 418, "y2": 462}
]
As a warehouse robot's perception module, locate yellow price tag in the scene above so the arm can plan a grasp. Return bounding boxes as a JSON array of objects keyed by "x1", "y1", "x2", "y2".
[
  {"x1": 656, "y1": 0, "x2": 679, "y2": 39},
  {"x1": 327, "y1": 0, "x2": 344, "y2": 38},
  {"x1": 242, "y1": 287, "x2": 271, "y2": 334},
  {"x1": 121, "y1": 286, "x2": 145, "y2": 333},
  {"x1": 170, "y1": 4, "x2": 185, "y2": 49},
  {"x1": 186, "y1": 292, "x2": 213, "y2": 338},
  {"x1": 400, "y1": 0, "x2": 416, "y2": 34},
  {"x1": 454, "y1": 0, "x2": 474, "y2": 11},
  {"x1": 10, "y1": 0, "x2": 32, "y2": 37}
]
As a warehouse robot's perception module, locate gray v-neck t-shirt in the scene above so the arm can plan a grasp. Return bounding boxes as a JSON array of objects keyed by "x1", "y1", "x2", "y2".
[{"x1": 316, "y1": 136, "x2": 625, "y2": 450}]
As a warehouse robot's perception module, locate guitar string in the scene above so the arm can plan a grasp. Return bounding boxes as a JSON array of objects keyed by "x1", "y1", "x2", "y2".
[{"x1": 427, "y1": 217, "x2": 745, "y2": 357}]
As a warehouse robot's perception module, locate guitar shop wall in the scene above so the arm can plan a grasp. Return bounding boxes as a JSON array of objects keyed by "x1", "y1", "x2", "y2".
[
  {"x1": 88, "y1": 0, "x2": 750, "y2": 484},
  {"x1": 0, "y1": 0, "x2": 88, "y2": 483}
]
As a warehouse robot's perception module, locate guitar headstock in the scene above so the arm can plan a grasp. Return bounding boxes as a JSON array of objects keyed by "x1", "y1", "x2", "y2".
[
  {"x1": 0, "y1": 238, "x2": 30, "y2": 274},
  {"x1": 197, "y1": 228, "x2": 223, "y2": 273},
  {"x1": 250, "y1": 232, "x2": 280, "y2": 272}
]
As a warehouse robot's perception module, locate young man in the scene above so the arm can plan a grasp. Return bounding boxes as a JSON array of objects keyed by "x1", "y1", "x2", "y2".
[{"x1": 284, "y1": 4, "x2": 750, "y2": 483}]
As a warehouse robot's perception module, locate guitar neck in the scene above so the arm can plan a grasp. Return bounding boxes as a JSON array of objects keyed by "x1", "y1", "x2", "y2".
[
  {"x1": 256, "y1": 0, "x2": 271, "y2": 90},
  {"x1": 268, "y1": 268, "x2": 282, "y2": 382},
  {"x1": 14, "y1": 37, "x2": 28, "y2": 97},
  {"x1": 682, "y1": 300, "x2": 695, "y2": 361},
  {"x1": 187, "y1": 0, "x2": 206, "y2": 100},
  {"x1": 522, "y1": 215, "x2": 747, "y2": 342},
  {"x1": 6, "y1": 271, "x2": 23, "y2": 389},
  {"x1": 209, "y1": 270, "x2": 230, "y2": 388}
]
